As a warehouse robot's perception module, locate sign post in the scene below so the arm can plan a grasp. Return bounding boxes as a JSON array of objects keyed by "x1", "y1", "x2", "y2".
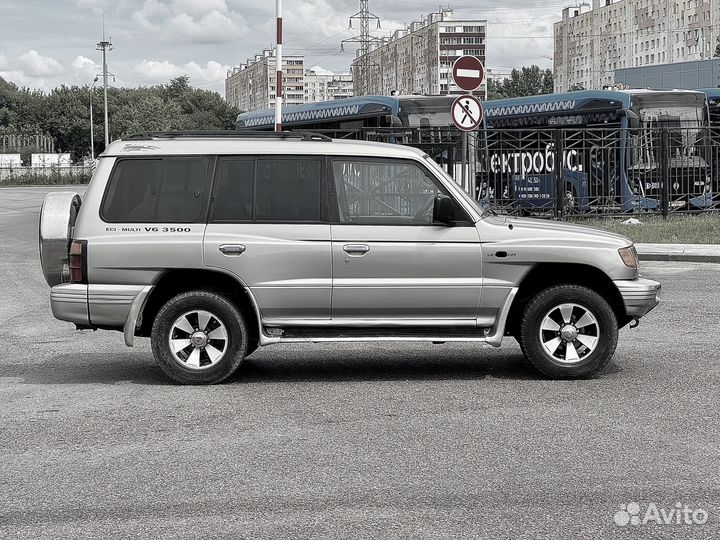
[{"x1": 451, "y1": 55, "x2": 485, "y2": 193}]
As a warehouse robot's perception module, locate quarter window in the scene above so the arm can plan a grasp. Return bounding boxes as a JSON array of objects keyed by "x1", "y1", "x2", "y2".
[{"x1": 102, "y1": 157, "x2": 210, "y2": 223}]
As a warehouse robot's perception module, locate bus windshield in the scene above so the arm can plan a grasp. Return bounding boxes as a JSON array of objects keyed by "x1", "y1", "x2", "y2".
[
  {"x1": 398, "y1": 96, "x2": 455, "y2": 128},
  {"x1": 627, "y1": 92, "x2": 707, "y2": 171}
]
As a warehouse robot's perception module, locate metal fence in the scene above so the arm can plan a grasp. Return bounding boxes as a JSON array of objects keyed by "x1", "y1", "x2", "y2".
[
  {"x1": 312, "y1": 126, "x2": 720, "y2": 218},
  {"x1": 0, "y1": 166, "x2": 93, "y2": 186},
  {"x1": 482, "y1": 126, "x2": 718, "y2": 218}
]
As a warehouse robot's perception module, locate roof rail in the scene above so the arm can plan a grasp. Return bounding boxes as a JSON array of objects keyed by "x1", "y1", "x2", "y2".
[{"x1": 124, "y1": 130, "x2": 332, "y2": 142}]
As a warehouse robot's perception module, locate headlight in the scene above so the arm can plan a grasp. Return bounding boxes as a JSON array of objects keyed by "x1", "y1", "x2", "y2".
[{"x1": 619, "y1": 245, "x2": 638, "y2": 269}]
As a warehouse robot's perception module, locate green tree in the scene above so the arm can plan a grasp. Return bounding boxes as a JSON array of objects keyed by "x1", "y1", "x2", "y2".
[
  {"x1": 487, "y1": 65, "x2": 554, "y2": 100},
  {"x1": 0, "y1": 75, "x2": 241, "y2": 160},
  {"x1": 111, "y1": 93, "x2": 184, "y2": 136}
]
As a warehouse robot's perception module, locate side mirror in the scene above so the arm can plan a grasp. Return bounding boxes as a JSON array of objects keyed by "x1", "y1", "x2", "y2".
[{"x1": 433, "y1": 194, "x2": 454, "y2": 225}]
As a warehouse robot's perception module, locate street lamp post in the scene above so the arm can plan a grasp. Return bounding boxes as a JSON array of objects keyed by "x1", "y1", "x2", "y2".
[
  {"x1": 96, "y1": 34, "x2": 113, "y2": 148},
  {"x1": 89, "y1": 76, "x2": 98, "y2": 160}
]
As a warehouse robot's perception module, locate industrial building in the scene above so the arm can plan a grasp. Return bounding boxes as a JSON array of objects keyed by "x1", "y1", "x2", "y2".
[{"x1": 615, "y1": 58, "x2": 720, "y2": 89}]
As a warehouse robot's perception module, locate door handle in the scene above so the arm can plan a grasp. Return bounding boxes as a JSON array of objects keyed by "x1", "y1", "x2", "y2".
[
  {"x1": 343, "y1": 244, "x2": 370, "y2": 256},
  {"x1": 219, "y1": 244, "x2": 246, "y2": 256}
]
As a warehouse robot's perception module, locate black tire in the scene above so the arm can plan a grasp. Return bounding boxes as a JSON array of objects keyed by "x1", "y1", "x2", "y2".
[
  {"x1": 518, "y1": 285, "x2": 618, "y2": 379},
  {"x1": 151, "y1": 291, "x2": 248, "y2": 385}
]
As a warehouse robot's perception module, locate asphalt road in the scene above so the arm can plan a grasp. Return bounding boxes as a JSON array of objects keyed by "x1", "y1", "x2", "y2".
[{"x1": 1, "y1": 186, "x2": 718, "y2": 540}]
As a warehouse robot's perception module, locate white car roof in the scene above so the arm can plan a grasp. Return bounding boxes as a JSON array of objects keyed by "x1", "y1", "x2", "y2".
[{"x1": 101, "y1": 135, "x2": 427, "y2": 160}]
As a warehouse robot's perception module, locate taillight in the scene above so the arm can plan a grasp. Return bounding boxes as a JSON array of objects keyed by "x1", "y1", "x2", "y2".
[{"x1": 68, "y1": 240, "x2": 87, "y2": 284}]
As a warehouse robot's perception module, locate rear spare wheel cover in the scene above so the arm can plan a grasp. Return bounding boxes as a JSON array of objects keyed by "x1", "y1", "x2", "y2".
[{"x1": 39, "y1": 192, "x2": 82, "y2": 287}]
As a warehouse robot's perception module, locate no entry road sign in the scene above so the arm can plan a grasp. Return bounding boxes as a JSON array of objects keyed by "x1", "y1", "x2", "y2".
[
  {"x1": 451, "y1": 95, "x2": 483, "y2": 131},
  {"x1": 452, "y1": 55, "x2": 485, "y2": 92}
]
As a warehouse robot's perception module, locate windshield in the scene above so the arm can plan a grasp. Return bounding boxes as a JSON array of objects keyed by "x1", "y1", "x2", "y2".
[
  {"x1": 627, "y1": 93, "x2": 707, "y2": 170},
  {"x1": 399, "y1": 96, "x2": 455, "y2": 128},
  {"x1": 423, "y1": 155, "x2": 485, "y2": 218}
]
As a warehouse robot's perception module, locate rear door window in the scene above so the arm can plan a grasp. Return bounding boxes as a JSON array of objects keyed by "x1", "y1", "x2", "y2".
[
  {"x1": 255, "y1": 159, "x2": 322, "y2": 222},
  {"x1": 101, "y1": 157, "x2": 211, "y2": 223},
  {"x1": 211, "y1": 157, "x2": 323, "y2": 222},
  {"x1": 212, "y1": 158, "x2": 254, "y2": 221}
]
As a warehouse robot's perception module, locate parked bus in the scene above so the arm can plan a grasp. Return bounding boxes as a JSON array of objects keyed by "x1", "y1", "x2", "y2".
[
  {"x1": 483, "y1": 89, "x2": 713, "y2": 212},
  {"x1": 236, "y1": 95, "x2": 456, "y2": 132},
  {"x1": 236, "y1": 95, "x2": 469, "y2": 183},
  {"x1": 237, "y1": 90, "x2": 714, "y2": 213},
  {"x1": 699, "y1": 88, "x2": 720, "y2": 126}
]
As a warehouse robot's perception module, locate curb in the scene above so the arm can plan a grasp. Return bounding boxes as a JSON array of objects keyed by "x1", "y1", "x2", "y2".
[
  {"x1": 636, "y1": 244, "x2": 720, "y2": 264},
  {"x1": 639, "y1": 253, "x2": 720, "y2": 263}
]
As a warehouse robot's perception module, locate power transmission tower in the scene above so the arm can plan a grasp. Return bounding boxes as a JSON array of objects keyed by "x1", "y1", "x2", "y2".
[
  {"x1": 342, "y1": 1, "x2": 381, "y2": 96},
  {"x1": 96, "y1": 21, "x2": 113, "y2": 148}
]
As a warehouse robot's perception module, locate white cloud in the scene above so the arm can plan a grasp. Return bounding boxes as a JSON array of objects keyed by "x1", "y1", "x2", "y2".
[
  {"x1": 0, "y1": 69, "x2": 54, "y2": 91},
  {"x1": 167, "y1": 10, "x2": 241, "y2": 43},
  {"x1": 17, "y1": 50, "x2": 63, "y2": 77},
  {"x1": 170, "y1": 0, "x2": 229, "y2": 17},
  {"x1": 75, "y1": 0, "x2": 109, "y2": 13},
  {"x1": 134, "y1": 59, "x2": 230, "y2": 84},
  {"x1": 0, "y1": 54, "x2": 7, "y2": 70},
  {"x1": 487, "y1": 12, "x2": 555, "y2": 70},
  {"x1": 71, "y1": 56, "x2": 102, "y2": 80},
  {"x1": 132, "y1": 0, "x2": 170, "y2": 30},
  {"x1": 131, "y1": 0, "x2": 246, "y2": 43}
]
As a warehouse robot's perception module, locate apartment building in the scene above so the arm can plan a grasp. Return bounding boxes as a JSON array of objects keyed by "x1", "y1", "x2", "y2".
[
  {"x1": 304, "y1": 67, "x2": 354, "y2": 102},
  {"x1": 225, "y1": 49, "x2": 305, "y2": 112},
  {"x1": 554, "y1": 0, "x2": 720, "y2": 92},
  {"x1": 352, "y1": 9, "x2": 487, "y2": 97},
  {"x1": 226, "y1": 52, "x2": 355, "y2": 111}
]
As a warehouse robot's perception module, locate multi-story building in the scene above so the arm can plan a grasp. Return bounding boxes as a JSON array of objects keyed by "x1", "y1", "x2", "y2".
[
  {"x1": 554, "y1": 0, "x2": 720, "y2": 93},
  {"x1": 226, "y1": 52, "x2": 355, "y2": 111},
  {"x1": 304, "y1": 67, "x2": 354, "y2": 102},
  {"x1": 487, "y1": 67, "x2": 512, "y2": 84},
  {"x1": 225, "y1": 49, "x2": 305, "y2": 112},
  {"x1": 352, "y1": 9, "x2": 487, "y2": 98}
]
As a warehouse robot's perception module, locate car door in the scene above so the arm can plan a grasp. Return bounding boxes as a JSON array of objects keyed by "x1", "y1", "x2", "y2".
[
  {"x1": 329, "y1": 157, "x2": 482, "y2": 325},
  {"x1": 204, "y1": 156, "x2": 332, "y2": 323}
]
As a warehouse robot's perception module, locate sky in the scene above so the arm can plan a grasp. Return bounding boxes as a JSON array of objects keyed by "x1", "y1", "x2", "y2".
[{"x1": 0, "y1": 0, "x2": 567, "y2": 96}]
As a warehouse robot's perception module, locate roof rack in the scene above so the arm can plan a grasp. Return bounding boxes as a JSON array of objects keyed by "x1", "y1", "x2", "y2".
[{"x1": 124, "y1": 130, "x2": 332, "y2": 142}]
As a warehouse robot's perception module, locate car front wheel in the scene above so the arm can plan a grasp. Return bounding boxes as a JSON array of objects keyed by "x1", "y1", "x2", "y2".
[
  {"x1": 518, "y1": 285, "x2": 618, "y2": 379},
  {"x1": 151, "y1": 291, "x2": 248, "y2": 385}
]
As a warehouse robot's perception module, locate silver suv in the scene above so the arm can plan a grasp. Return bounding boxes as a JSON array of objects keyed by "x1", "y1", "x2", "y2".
[{"x1": 40, "y1": 132, "x2": 660, "y2": 384}]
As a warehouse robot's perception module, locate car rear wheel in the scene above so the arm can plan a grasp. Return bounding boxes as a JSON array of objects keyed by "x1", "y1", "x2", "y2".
[
  {"x1": 151, "y1": 291, "x2": 248, "y2": 385},
  {"x1": 518, "y1": 285, "x2": 618, "y2": 379}
]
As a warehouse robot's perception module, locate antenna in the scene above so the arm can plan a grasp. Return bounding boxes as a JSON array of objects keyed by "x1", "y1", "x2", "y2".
[{"x1": 341, "y1": 1, "x2": 382, "y2": 96}]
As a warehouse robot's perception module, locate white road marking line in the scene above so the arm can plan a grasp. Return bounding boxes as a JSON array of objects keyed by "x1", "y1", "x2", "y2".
[{"x1": 456, "y1": 68, "x2": 481, "y2": 78}]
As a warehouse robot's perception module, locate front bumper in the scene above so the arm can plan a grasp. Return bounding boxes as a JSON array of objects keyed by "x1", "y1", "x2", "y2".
[{"x1": 614, "y1": 278, "x2": 661, "y2": 319}]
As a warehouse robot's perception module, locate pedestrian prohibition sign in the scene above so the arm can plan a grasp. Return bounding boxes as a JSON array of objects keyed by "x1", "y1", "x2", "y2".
[{"x1": 451, "y1": 95, "x2": 483, "y2": 131}]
